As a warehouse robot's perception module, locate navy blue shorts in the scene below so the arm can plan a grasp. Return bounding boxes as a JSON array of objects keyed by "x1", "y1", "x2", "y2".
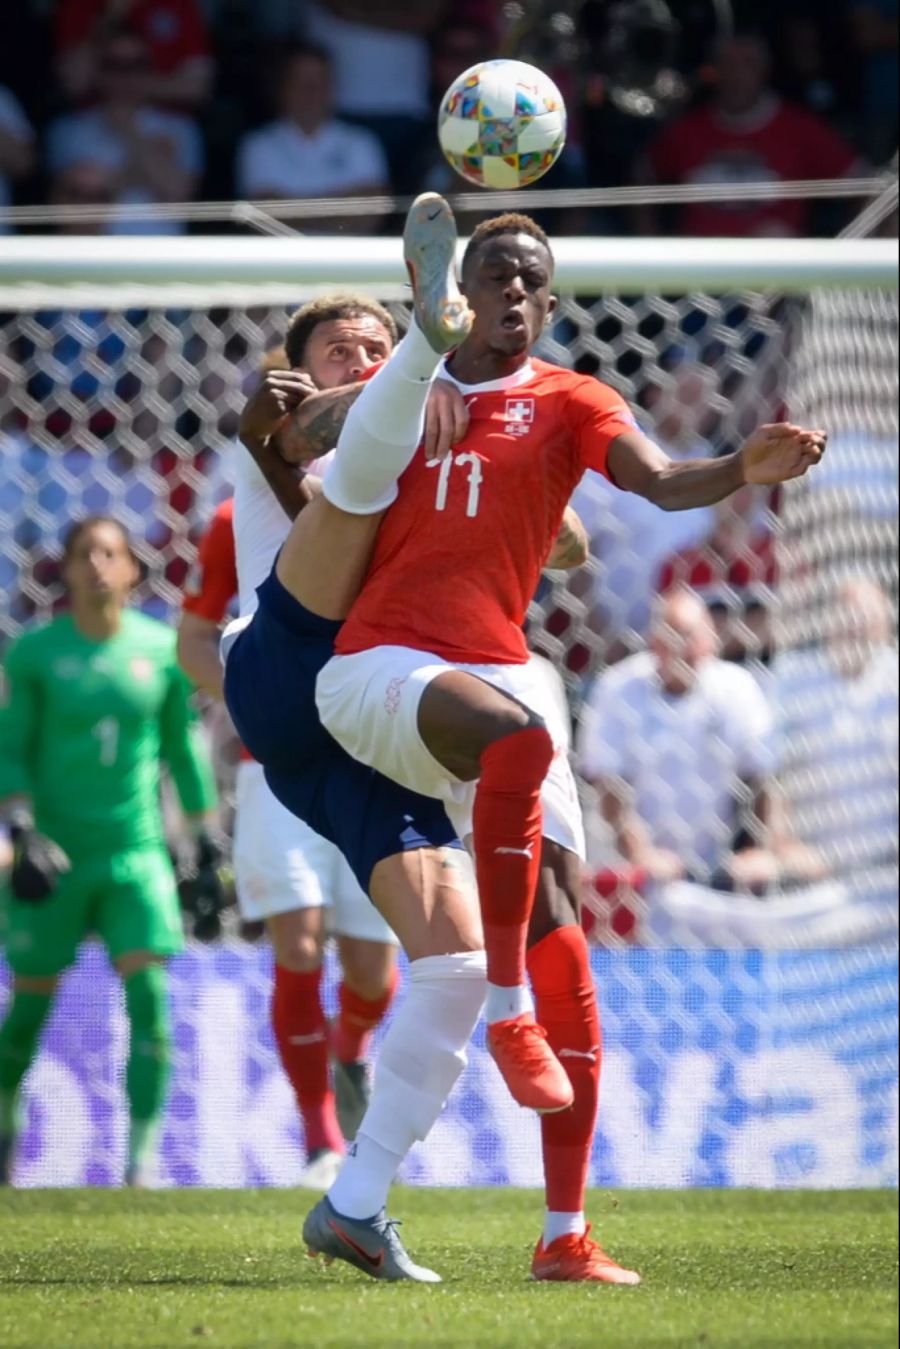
[{"x1": 223, "y1": 568, "x2": 462, "y2": 893}]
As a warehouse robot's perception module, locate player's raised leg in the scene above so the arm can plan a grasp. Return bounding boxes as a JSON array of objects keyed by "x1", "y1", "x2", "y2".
[{"x1": 275, "y1": 193, "x2": 472, "y2": 622}]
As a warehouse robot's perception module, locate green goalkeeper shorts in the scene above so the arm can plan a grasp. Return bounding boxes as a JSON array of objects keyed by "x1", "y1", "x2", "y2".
[{"x1": 1, "y1": 846, "x2": 184, "y2": 977}]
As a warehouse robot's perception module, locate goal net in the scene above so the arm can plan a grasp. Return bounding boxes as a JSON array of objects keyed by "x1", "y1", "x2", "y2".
[{"x1": 0, "y1": 236, "x2": 896, "y2": 1187}]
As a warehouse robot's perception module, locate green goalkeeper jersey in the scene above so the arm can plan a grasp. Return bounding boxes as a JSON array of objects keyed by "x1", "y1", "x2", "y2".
[{"x1": 0, "y1": 610, "x2": 216, "y2": 861}]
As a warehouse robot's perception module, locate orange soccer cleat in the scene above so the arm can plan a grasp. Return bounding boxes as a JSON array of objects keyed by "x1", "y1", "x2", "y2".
[
  {"x1": 530, "y1": 1226, "x2": 642, "y2": 1285},
  {"x1": 486, "y1": 1013, "x2": 574, "y2": 1114}
]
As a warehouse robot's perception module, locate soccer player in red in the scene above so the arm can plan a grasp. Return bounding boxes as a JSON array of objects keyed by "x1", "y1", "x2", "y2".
[
  {"x1": 273, "y1": 198, "x2": 825, "y2": 1278},
  {"x1": 179, "y1": 492, "x2": 399, "y2": 1189}
]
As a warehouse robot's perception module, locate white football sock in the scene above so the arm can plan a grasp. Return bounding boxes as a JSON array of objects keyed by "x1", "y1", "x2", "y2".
[
  {"x1": 328, "y1": 1133, "x2": 402, "y2": 1221},
  {"x1": 484, "y1": 982, "x2": 534, "y2": 1025},
  {"x1": 322, "y1": 320, "x2": 445, "y2": 515},
  {"x1": 327, "y1": 950, "x2": 486, "y2": 1220},
  {"x1": 544, "y1": 1211, "x2": 587, "y2": 1245}
]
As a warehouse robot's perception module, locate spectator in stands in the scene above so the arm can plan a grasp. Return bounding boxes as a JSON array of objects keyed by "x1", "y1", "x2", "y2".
[
  {"x1": 774, "y1": 577, "x2": 899, "y2": 887},
  {"x1": 848, "y1": 1, "x2": 899, "y2": 164},
  {"x1": 576, "y1": 588, "x2": 780, "y2": 891},
  {"x1": 46, "y1": 27, "x2": 203, "y2": 236},
  {"x1": 54, "y1": 0, "x2": 213, "y2": 112},
  {"x1": 301, "y1": 0, "x2": 448, "y2": 193},
  {"x1": 637, "y1": 30, "x2": 861, "y2": 237},
  {"x1": 235, "y1": 44, "x2": 389, "y2": 234},
  {"x1": 0, "y1": 85, "x2": 36, "y2": 233},
  {"x1": 657, "y1": 485, "x2": 777, "y2": 666}
]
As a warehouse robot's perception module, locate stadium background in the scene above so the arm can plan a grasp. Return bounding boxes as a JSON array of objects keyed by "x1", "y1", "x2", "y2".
[{"x1": 0, "y1": 0, "x2": 897, "y2": 1191}]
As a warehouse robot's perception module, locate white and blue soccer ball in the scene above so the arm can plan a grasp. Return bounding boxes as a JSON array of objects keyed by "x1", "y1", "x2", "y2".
[{"x1": 437, "y1": 59, "x2": 567, "y2": 190}]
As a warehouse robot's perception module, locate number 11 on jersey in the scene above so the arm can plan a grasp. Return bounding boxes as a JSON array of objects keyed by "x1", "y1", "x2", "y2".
[{"x1": 428, "y1": 453, "x2": 484, "y2": 518}]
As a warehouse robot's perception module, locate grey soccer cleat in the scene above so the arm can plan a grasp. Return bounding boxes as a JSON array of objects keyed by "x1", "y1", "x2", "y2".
[
  {"x1": 0, "y1": 1135, "x2": 14, "y2": 1186},
  {"x1": 403, "y1": 192, "x2": 473, "y2": 354},
  {"x1": 303, "y1": 1195, "x2": 442, "y2": 1283},
  {"x1": 332, "y1": 1059, "x2": 370, "y2": 1143}
]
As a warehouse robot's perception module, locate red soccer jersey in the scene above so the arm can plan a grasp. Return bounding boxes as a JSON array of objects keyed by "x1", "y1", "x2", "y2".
[
  {"x1": 56, "y1": 0, "x2": 209, "y2": 76},
  {"x1": 182, "y1": 497, "x2": 237, "y2": 622},
  {"x1": 336, "y1": 359, "x2": 636, "y2": 665},
  {"x1": 646, "y1": 98, "x2": 856, "y2": 238}
]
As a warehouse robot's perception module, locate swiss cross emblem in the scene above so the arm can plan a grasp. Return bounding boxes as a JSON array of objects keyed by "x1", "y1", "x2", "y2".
[{"x1": 504, "y1": 397, "x2": 535, "y2": 436}]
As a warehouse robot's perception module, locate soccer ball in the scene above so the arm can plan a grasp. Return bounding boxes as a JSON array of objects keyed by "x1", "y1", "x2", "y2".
[{"x1": 437, "y1": 59, "x2": 566, "y2": 190}]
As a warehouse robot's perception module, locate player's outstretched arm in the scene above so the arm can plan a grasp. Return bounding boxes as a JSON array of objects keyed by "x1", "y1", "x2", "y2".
[
  {"x1": 545, "y1": 505, "x2": 589, "y2": 571},
  {"x1": 607, "y1": 423, "x2": 827, "y2": 511}
]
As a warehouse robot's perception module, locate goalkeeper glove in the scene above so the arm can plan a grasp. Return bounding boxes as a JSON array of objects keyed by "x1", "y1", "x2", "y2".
[
  {"x1": 178, "y1": 825, "x2": 230, "y2": 942},
  {"x1": 6, "y1": 807, "x2": 71, "y2": 903}
]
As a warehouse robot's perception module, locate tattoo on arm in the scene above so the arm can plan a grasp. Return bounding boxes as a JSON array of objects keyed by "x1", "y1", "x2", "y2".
[{"x1": 277, "y1": 385, "x2": 364, "y2": 465}]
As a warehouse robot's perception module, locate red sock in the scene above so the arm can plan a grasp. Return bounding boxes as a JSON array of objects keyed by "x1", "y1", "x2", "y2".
[
  {"x1": 271, "y1": 964, "x2": 344, "y2": 1157},
  {"x1": 527, "y1": 926, "x2": 601, "y2": 1213},
  {"x1": 331, "y1": 966, "x2": 400, "y2": 1065},
  {"x1": 473, "y1": 725, "x2": 554, "y2": 988}
]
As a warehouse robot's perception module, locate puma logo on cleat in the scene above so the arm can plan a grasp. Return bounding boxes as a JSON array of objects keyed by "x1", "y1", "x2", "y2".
[
  {"x1": 327, "y1": 1220, "x2": 385, "y2": 1269},
  {"x1": 494, "y1": 844, "x2": 534, "y2": 859},
  {"x1": 558, "y1": 1047, "x2": 600, "y2": 1062}
]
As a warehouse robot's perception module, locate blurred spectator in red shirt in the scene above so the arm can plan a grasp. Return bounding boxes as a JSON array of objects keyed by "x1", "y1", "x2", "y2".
[
  {"x1": 55, "y1": 0, "x2": 212, "y2": 112},
  {"x1": 637, "y1": 31, "x2": 861, "y2": 237}
]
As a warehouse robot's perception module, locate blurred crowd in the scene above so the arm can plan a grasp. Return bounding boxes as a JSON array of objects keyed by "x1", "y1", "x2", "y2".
[{"x1": 0, "y1": 0, "x2": 896, "y2": 237}]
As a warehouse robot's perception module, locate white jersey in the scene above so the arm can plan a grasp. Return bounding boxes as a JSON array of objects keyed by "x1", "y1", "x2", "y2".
[
  {"x1": 231, "y1": 446, "x2": 333, "y2": 617},
  {"x1": 576, "y1": 651, "x2": 777, "y2": 878}
]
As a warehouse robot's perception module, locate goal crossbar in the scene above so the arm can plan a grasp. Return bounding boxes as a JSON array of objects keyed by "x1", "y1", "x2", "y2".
[{"x1": 0, "y1": 235, "x2": 895, "y2": 310}]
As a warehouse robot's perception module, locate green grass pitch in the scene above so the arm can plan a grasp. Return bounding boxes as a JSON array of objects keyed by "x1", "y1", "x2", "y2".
[{"x1": 0, "y1": 1189, "x2": 896, "y2": 1349}]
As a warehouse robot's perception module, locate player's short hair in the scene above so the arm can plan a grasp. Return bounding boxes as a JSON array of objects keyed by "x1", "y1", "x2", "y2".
[
  {"x1": 462, "y1": 213, "x2": 553, "y2": 279},
  {"x1": 62, "y1": 516, "x2": 136, "y2": 566},
  {"x1": 284, "y1": 293, "x2": 398, "y2": 369}
]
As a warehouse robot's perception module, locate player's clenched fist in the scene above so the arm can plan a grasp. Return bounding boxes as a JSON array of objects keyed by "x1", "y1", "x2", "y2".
[
  {"x1": 5, "y1": 807, "x2": 71, "y2": 903},
  {"x1": 239, "y1": 370, "x2": 318, "y2": 444},
  {"x1": 740, "y1": 423, "x2": 828, "y2": 485}
]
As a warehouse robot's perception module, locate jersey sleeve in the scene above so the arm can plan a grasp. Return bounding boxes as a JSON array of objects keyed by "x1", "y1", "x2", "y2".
[
  {"x1": 182, "y1": 503, "x2": 238, "y2": 621},
  {"x1": 564, "y1": 378, "x2": 640, "y2": 477},
  {"x1": 159, "y1": 662, "x2": 218, "y2": 817},
  {"x1": 0, "y1": 638, "x2": 39, "y2": 802}
]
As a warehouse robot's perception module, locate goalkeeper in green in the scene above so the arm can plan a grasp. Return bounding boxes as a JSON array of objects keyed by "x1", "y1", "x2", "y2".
[{"x1": 0, "y1": 516, "x2": 220, "y2": 1185}]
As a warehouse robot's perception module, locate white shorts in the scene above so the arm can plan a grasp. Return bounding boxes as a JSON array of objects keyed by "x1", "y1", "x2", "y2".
[
  {"x1": 232, "y1": 761, "x2": 399, "y2": 944},
  {"x1": 316, "y1": 648, "x2": 586, "y2": 861}
]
